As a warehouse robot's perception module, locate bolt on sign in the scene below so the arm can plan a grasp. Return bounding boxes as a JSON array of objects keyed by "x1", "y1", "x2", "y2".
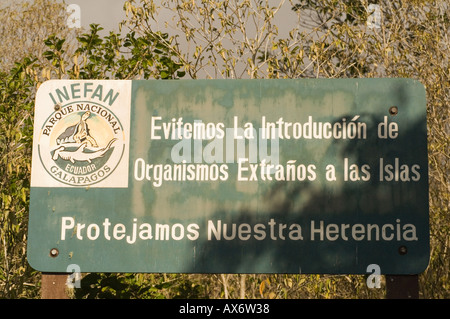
[{"x1": 27, "y1": 78, "x2": 429, "y2": 274}]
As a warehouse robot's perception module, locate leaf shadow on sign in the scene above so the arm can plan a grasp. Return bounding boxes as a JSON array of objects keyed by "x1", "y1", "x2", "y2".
[{"x1": 186, "y1": 110, "x2": 429, "y2": 275}]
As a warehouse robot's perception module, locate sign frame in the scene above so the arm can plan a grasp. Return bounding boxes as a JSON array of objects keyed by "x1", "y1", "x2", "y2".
[{"x1": 27, "y1": 78, "x2": 430, "y2": 275}]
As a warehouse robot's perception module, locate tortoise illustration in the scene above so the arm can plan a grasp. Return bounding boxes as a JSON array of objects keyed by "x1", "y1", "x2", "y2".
[{"x1": 56, "y1": 111, "x2": 98, "y2": 147}]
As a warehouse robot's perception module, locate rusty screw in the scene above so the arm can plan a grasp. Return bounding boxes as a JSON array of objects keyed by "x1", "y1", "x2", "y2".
[
  {"x1": 389, "y1": 106, "x2": 398, "y2": 116},
  {"x1": 398, "y1": 245, "x2": 407, "y2": 255},
  {"x1": 49, "y1": 248, "x2": 59, "y2": 257}
]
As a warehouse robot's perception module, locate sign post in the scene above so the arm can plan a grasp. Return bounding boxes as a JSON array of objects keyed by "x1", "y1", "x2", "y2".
[
  {"x1": 28, "y1": 79, "x2": 429, "y2": 280},
  {"x1": 41, "y1": 273, "x2": 68, "y2": 299},
  {"x1": 386, "y1": 275, "x2": 419, "y2": 299}
]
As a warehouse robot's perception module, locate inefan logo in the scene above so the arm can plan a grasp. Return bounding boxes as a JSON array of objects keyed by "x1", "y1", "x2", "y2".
[
  {"x1": 39, "y1": 104, "x2": 123, "y2": 186},
  {"x1": 31, "y1": 80, "x2": 131, "y2": 188}
]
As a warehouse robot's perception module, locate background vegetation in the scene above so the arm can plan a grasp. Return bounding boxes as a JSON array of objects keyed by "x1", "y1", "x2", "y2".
[{"x1": 0, "y1": 0, "x2": 448, "y2": 299}]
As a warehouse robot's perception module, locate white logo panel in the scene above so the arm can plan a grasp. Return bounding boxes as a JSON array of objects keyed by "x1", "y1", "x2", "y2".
[{"x1": 31, "y1": 80, "x2": 131, "y2": 188}]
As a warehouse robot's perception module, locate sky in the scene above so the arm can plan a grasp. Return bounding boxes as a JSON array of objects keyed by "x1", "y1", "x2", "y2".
[
  {"x1": 64, "y1": 0, "x2": 301, "y2": 35},
  {"x1": 65, "y1": 0, "x2": 128, "y2": 32}
]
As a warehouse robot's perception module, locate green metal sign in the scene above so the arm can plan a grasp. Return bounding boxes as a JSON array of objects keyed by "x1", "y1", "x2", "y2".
[{"x1": 27, "y1": 78, "x2": 429, "y2": 274}]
